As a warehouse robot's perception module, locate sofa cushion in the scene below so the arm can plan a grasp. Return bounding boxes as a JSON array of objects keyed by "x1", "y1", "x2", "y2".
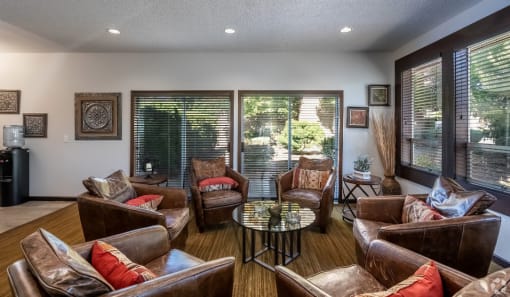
[
  {"x1": 292, "y1": 168, "x2": 330, "y2": 190},
  {"x1": 308, "y1": 265, "x2": 385, "y2": 297},
  {"x1": 159, "y1": 208, "x2": 190, "y2": 240},
  {"x1": 453, "y1": 267, "x2": 510, "y2": 296},
  {"x1": 402, "y1": 195, "x2": 444, "y2": 223},
  {"x1": 20, "y1": 228, "x2": 113, "y2": 296},
  {"x1": 91, "y1": 240, "x2": 156, "y2": 289},
  {"x1": 201, "y1": 190, "x2": 243, "y2": 209},
  {"x1": 355, "y1": 261, "x2": 443, "y2": 297},
  {"x1": 281, "y1": 188, "x2": 322, "y2": 209},
  {"x1": 192, "y1": 157, "x2": 226, "y2": 181},
  {"x1": 125, "y1": 194, "x2": 163, "y2": 210},
  {"x1": 427, "y1": 176, "x2": 496, "y2": 217},
  {"x1": 198, "y1": 176, "x2": 239, "y2": 192},
  {"x1": 298, "y1": 156, "x2": 333, "y2": 171},
  {"x1": 84, "y1": 170, "x2": 136, "y2": 203}
]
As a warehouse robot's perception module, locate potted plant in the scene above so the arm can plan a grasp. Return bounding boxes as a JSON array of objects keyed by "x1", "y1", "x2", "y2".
[{"x1": 353, "y1": 155, "x2": 371, "y2": 179}]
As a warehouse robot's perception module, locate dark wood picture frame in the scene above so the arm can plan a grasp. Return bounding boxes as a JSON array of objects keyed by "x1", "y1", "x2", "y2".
[
  {"x1": 23, "y1": 113, "x2": 48, "y2": 138},
  {"x1": 346, "y1": 106, "x2": 369, "y2": 128},
  {"x1": 368, "y1": 84, "x2": 390, "y2": 106},
  {"x1": 75, "y1": 92, "x2": 122, "y2": 140},
  {"x1": 0, "y1": 90, "x2": 21, "y2": 114}
]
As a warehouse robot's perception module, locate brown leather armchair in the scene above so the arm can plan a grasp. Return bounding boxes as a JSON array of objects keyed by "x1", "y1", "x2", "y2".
[
  {"x1": 7, "y1": 225, "x2": 235, "y2": 297},
  {"x1": 190, "y1": 157, "x2": 249, "y2": 232},
  {"x1": 276, "y1": 157, "x2": 336, "y2": 233},
  {"x1": 78, "y1": 183, "x2": 189, "y2": 249},
  {"x1": 353, "y1": 195, "x2": 501, "y2": 278},
  {"x1": 275, "y1": 239, "x2": 476, "y2": 297}
]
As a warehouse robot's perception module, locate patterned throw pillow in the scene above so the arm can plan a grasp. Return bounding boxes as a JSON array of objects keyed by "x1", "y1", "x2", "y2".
[
  {"x1": 355, "y1": 261, "x2": 443, "y2": 297},
  {"x1": 402, "y1": 195, "x2": 444, "y2": 223},
  {"x1": 91, "y1": 240, "x2": 156, "y2": 290},
  {"x1": 453, "y1": 267, "x2": 510, "y2": 297},
  {"x1": 83, "y1": 170, "x2": 136, "y2": 203},
  {"x1": 292, "y1": 168, "x2": 330, "y2": 191},
  {"x1": 198, "y1": 176, "x2": 239, "y2": 192},
  {"x1": 125, "y1": 195, "x2": 163, "y2": 210}
]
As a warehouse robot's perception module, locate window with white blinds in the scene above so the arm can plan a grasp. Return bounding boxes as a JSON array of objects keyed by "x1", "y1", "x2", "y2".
[
  {"x1": 455, "y1": 31, "x2": 510, "y2": 193},
  {"x1": 131, "y1": 91, "x2": 233, "y2": 188},
  {"x1": 401, "y1": 58, "x2": 443, "y2": 174}
]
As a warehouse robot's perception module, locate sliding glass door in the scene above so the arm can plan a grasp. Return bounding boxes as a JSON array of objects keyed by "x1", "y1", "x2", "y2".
[{"x1": 239, "y1": 91, "x2": 343, "y2": 199}]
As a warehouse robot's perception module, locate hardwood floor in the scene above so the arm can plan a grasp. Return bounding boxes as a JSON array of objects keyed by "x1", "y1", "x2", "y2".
[{"x1": 0, "y1": 201, "x2": 503, "y2": 297}]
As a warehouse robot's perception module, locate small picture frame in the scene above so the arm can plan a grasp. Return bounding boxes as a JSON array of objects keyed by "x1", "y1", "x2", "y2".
[
  {"x1": 346, "y1": 106, "x2": 369, "y2": 128},
  {"x1": 0, "y1": 90, "x2": 21, "y2": 114},
  {"x1": 368, "y1": 84, "x2": 390, "y2": 106},
  {"x1": 23, "y1": 113, "x2": 48, "y2": 138},
  {"x1": 75, "y1": 92, "x2": 122, "y2": 140}
]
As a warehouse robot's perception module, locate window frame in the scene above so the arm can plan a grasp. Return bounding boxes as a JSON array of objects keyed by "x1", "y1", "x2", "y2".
[{"x1": 395, "y1": 6, "x2": 510, "y2": 215}]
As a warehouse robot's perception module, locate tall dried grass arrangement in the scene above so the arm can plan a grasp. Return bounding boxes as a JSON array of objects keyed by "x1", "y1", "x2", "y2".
[{"x1": 371, "y1": 113, "x2": 396, "y2": 177}]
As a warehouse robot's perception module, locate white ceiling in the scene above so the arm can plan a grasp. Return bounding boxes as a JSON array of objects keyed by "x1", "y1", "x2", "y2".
[{"x1": 0, "y1": 0, "x2": 483, "y2": 53}]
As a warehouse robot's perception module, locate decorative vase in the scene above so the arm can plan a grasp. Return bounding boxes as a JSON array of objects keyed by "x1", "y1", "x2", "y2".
[
  {"x1": 354, "y1": 170, "x2": 371, "y2": 180},
  {"x1": 268, "y1": 204, "x2": 282, "y2": 225},
  {"x1": 381, "y1": 175, "x2": 402, "y2": 195}
]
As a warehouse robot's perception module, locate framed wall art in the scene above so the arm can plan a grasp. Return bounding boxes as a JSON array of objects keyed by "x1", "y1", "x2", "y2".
[
  {"x1": 23, "y1": 113, "x2": 48, "y2": 138},
  {"x1": 75, "y1": 92, "x2": 122, "y2": 140},
  {"x1": 346, "y1": 106, "x2": 369, "y2": 128},
  {"x1": 368, "y1": 84, "x2": 390, "y2": 106},
  {"x1": 0, "y1": 90, "x2": 21, "y2": 114}
]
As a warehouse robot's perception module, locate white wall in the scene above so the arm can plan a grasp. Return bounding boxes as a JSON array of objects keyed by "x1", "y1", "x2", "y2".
[
  {"x1": 391, "y1": 1, "x2": 510, "y2": 264},
  {"x1": 0, "y1": 51, "x2": 392, "y2": 196}
]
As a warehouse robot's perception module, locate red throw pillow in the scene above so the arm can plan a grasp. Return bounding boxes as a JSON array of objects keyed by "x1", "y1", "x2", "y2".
[
  {"x1": 125, "y1": 194, "x2": 163, "y2": 210},
  {"x1": 91, "y1": 240, "x2": 156, "y2": 290},
  {"x1": 198, "y1": 176, "x2": 239, "y2": 192},
  {"x1": 402, "y1": 195, "x2": 444, "y2": 223},
  {"x1": 355, "y1": 261, "x2": 443, "y2": 297}
]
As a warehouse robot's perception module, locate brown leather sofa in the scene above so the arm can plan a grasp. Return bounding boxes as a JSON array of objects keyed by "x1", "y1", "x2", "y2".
[
  {"x1": 276, "y1": 157, "x2": 336, "y2": 233},
  {"x1": 7, "y1": 225, "x2": 235, "y2": 297},
  {"x1": 78, "y1": 183, "x2": 190, "y2": 249},
  {"x1": 190, "y1": 157, "x2": 249, "y2": 232},
  {"x1": 353, "y1": 195, "x2": 501, "y2": 278},
  {"x1": 275, "y1": 239, "x2": 476, "y2": 297}
]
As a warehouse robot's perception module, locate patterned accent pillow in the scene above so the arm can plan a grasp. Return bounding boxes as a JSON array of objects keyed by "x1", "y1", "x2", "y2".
[
  {"x1": 355, "y1": 261, "x2": 443, "y2": 297},
  {"x1": 21, "y1": 229, "x2": 113, "y2": 296},
  {"x1": 84, "y1": 170, "x2": 136, "y2": 203},
  {"x1": 453, "y1": 267, "x2": 510, "y2": 297},
  {"x1": 292, "y1": 168, "x2": 330, "y2": 191},
  {"x1": 91, "y1": 240, "x2": 156, "y2": 290},
  {"x1": 402, "y1": 195, "x2": 444, "y2": 223},
  {"x1": 198, "y1": 176, "x2": 239, "y2": 192},
  {"x1": 192, "y1": 157, "x2": 227, "y2": 181},
  {"x1": 125, "y1": 195, "x2": 163, "y2": 210}
]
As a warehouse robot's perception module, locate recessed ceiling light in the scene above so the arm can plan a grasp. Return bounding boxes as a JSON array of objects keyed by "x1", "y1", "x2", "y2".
[
  {"x1": 225, "y1": 28, "x2": 236, "y2": 34},
  {"x1": 108, "y1": 28, "x2": 120, "y2": 35},
  {"x1": 340, "y1": 26, "x2": 352, "y2": 33}
]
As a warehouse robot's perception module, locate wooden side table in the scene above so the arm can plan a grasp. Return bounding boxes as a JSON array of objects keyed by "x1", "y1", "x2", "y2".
[
  {"x1": 129, "y1": 174, "x2": 168, "y2": 186},
  {"x1": 342, "y1": 174, "x2": 381, "y2": 223}
]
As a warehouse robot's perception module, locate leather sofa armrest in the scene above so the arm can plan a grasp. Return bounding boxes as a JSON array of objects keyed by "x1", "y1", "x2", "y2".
[
  {"x1": 277, "y1": 169, "x2": 294, "y2": 198},
  {"x1": 74, "y1": 226, "x2": 170, "y2": 265},
  {"x1": 275, "y1": 265, "x2": 331, "y2": 297},
  {"x1": 102, "y1": 257, "x2": 236, "y2": 297},
  {"x1": 356, "y1": 196, "x2": 406, "y2": 223},
  {"x1": 7, "y1": 260, "x2": 46, "y2": 297},
  {"x1": 133, "y1": 184, "x2": 187, "y2": 209},
  {"x1": 365, "y1": 240, "x2": 476, "y2": 296},
  {"x1": 226, "y1": 167, "x2": 249, "y2": 202}
]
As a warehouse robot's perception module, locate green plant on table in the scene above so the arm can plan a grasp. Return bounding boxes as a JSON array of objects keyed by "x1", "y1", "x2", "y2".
[{"x1": 354, "y1": 155, "x2": 371, "y2": 172}]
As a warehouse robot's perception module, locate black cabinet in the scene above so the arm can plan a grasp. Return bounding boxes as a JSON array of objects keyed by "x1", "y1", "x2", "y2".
[{"x1": 0, "y1": 148, "x2": 29, "y2": 206}]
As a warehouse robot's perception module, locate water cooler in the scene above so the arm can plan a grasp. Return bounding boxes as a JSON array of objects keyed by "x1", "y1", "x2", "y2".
[{"x1": 0, "y1": 125, "x2": 29, "y2": 206}]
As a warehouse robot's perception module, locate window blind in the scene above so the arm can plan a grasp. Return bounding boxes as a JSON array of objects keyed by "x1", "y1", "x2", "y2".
[
  {"x1": 132, "y1": 92, "x2": 232, "y2": 188},
  {"x1": 401, "y1": 58, "x2": 443, "y2": 174}
]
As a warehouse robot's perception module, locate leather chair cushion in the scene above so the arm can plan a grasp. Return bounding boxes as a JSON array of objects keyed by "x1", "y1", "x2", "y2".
[
  {"x1": 192, "y1": 157, "x2": 227, "y2": 181},
  {"x1": 159, "y1": 208, "x2": 190, "y2": 240},
  {"x1": 353, "y1": 219, "x2": 392, "y2": 255},
  {"x1": 201, "y1": 190, "x2": 243, "y2": 208},
  {"x1": 281, "y1": 188, "x2": 322, "y2": 209},
  {"x1": 427, "y1": 177, "x2": 496, "y2": 217},
  {"x1": 307, "y1": 265, "x2": 385, "y2": 297},
  {"x1": 83, "y1": 170, "x2": 136, "y2": 203},
  {"x1": 144, "y1": 249, "x2": 205, "y2": 276},
  {"x1": 298, "y1": 156, "x2": 333, "y2": 171},
  {"x1": 21, "y1": 228, "x2": 113, "y2": 296},
  {"x1": 453, "y1": 267, "x2": 510, "y2": 296}
]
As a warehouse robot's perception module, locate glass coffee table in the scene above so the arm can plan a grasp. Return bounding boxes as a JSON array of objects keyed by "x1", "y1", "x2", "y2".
[{"x1": 232, "y1": 201, "x2": 315, "y2": 271}]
